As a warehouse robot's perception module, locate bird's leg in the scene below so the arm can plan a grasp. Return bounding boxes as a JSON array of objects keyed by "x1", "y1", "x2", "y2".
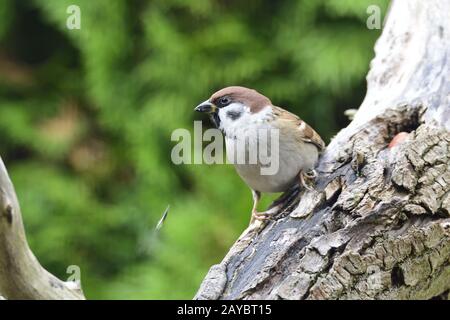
[
  {"x1": 300, "y1": 169, "x2": 317, "y2": 191},
  {"x1": 251, "y1": 190, "x2": 261, "y2": 215},
  {"x1": 250, "y1": 190, "x2": 262, "y2": 223},
  {"x1": 250, "y1": 190, "x2": 274, "y2": 224}
]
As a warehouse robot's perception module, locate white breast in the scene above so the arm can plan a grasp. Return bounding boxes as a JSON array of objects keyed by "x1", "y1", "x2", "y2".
[{"x1": 219, "y1": 104, "x2": 319, "y2": 193}]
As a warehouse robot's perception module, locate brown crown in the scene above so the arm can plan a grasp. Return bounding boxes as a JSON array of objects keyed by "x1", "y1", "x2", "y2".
[{"x1": 209, "y1": 86, "x2": 272, "y2": 113}]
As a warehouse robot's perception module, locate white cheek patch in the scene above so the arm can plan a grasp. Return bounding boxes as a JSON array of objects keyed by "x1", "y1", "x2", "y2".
[
  {"x1": 219, "y1": 103, "x2": 272, "y2": 124},
  {"x1": 219, "y1": 104, "x2": 274, "y2": 137},
  {"x1": 218, "y1": 103, "x2": 248, "y2": 130}
]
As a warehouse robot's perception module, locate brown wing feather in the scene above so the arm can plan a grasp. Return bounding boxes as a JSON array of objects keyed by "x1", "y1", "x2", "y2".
[{"x1": 272, "y1": 106, "x2": 325, "y2": 152}]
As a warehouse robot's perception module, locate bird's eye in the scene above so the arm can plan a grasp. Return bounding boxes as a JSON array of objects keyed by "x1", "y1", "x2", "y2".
[{"x1": 219, "y1": 97, "x2": 230, "y2": 106}]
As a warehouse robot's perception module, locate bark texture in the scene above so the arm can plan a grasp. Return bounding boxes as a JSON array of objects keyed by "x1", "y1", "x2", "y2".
[
  {"x1": 0, "y1": 158, "x2": 85, "y2": 299},
  {"x1": 196, "y1": 0, "x2": 450, "y2": 300}
]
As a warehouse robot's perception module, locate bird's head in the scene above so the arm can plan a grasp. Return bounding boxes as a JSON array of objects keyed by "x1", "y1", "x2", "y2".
[{"x1": 195, "y1": 86, "x2": 272, "y2": 128}]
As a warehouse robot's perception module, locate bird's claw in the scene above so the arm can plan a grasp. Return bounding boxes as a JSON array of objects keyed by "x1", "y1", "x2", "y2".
[
  {"x1": 250, "y1": 206, "x2": 279, "y2": 225},
  {"x1": 300, "y1": 170, "x2": 316, "y2": 191},
  {"x1": 304, "y1": 169, "x2": 317, "y2": 179},
  {"x1": 251, "y1": 210, "x2": 271, "y2": 221}
]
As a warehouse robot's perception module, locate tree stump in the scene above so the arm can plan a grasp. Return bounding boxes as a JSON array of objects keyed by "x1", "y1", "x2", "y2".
[{"x1": 195, "y1": 0, "x2": 450, "y2": 300}]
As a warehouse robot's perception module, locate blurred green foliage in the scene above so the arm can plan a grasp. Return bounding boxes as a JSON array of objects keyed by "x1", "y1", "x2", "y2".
[{"x1": 0, "y1": 0, "x2": 387, "y2": 299}]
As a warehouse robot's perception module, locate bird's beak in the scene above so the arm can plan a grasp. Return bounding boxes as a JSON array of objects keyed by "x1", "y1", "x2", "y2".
[{"x1": 194, "y1": 100, "x2": 217, "y2": 113}]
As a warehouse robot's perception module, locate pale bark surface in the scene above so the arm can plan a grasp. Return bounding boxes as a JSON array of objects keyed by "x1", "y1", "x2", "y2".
[
  {"x1": 0, "y1": 158, "x2": 85, "y2": 299},
  {"x1": 196, "y1": 0, "x2": 450, "y2": 300}
]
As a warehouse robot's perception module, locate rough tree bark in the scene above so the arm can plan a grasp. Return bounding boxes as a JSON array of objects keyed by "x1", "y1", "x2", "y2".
[
  {"x1": 0, "y1": 158, "x2": 85, "y2": 299},
  {"x1": 196, "y1": 0, "x2": 450, "y2": 300}
]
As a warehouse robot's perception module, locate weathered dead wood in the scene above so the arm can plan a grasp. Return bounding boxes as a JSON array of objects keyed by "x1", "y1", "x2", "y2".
[
  {"x1": 196, "y1": 0, "x2": 450, "y2": 300},
  {"x1": 0, "y1": 157, "x2": 85, "y2": 300}
]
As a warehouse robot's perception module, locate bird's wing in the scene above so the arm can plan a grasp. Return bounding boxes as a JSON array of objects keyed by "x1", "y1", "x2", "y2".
[{"x1": 272, "y1": 106, "x2": 326, "y2": 152}]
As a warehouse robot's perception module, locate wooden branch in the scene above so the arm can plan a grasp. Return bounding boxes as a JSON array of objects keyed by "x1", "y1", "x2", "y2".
[
  {"x1": 196, "y1": 0, "x2": 450, "y2": 300},
  {"x1": 0, "y1": 157, "x2": 85, "y2": 300}
]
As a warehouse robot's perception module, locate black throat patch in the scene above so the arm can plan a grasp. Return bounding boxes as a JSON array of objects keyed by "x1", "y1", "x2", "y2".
[{"x1": 210, "y1": 113, "x2": 221, "y2": 128}]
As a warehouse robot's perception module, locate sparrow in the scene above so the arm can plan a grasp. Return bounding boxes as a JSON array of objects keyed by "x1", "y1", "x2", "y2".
[{"x1": 195, "y1": 86, "x2": 325, "y2": 224}]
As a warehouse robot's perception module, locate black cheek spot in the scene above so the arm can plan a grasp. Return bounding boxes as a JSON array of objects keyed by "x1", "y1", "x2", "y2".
[{"x1": 226, "y1": 111, "x2": 242, "y2": 121}]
